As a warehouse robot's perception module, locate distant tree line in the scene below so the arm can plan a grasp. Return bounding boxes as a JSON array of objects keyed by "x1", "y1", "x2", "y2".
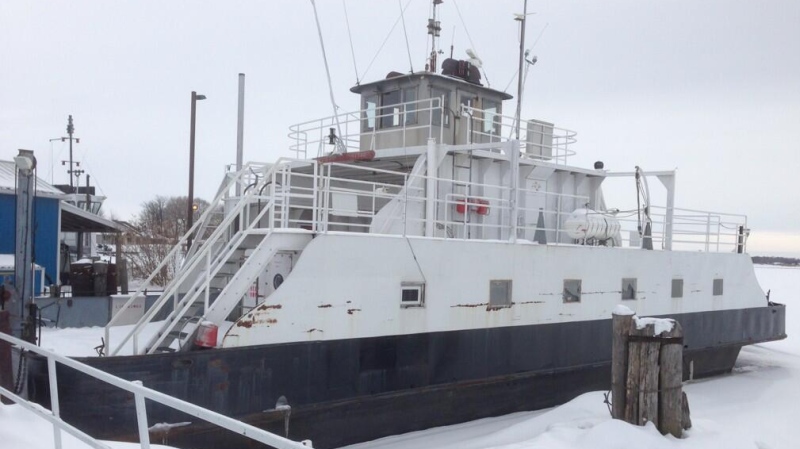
[{"x1": 751, "y1": 256, "x2": 800, "y2": 267}]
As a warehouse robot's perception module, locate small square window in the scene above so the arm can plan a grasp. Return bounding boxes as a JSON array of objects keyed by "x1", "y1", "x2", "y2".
[
  {"x1": 401, "y1": 282, "x2": 425, "y2": 308},
  {"x1": 563, "y1": 279, "x2": 581, "y2": 303},
  {"x1": 713, "y1": 279, "x2": 723, "y2": 296},
  {"x1": 489, "y1": 280, "x2": 512, "y2": 308},
  {"x1": 671, "y1": 279, "x2": 683, "y2": 298},
  {"x1": 621, "y1": 278, "x2": 637, "y2": 300}
]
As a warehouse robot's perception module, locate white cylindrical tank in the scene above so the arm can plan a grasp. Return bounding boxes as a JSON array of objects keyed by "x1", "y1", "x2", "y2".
[{"x1": 564, "y1": 208, "x2": 621, "y2": 242}]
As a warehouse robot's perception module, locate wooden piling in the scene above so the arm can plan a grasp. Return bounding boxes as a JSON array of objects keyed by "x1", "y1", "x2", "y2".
[
  {"x1": 612, "y1": 311, "x2": 690, "y2": 437},
  {"x1": 625, "y1": 323, "x2": 661, "y2": 426},
  {"x1": 0, "y1": 310, "x2": 13, "y2": 404},
  {"x1": 611, "y1": 308, "x2": 634, "y2": 419},
  {"x1": 659, "y1": 321, "x2": 684, "y2": 437}
]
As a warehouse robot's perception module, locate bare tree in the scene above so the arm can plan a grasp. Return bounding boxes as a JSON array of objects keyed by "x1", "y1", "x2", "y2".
[{"x1": 127, "y1": 195, "x2": 213, "y2": 286}]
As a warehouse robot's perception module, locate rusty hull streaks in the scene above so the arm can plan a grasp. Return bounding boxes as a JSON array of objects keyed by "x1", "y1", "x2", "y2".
[
  {"x1": 256, "y1": 303, "x2": 283, "y2": 311},
  {"x1": 451, "y1": 303, "x2": 489, "y2": 308}
]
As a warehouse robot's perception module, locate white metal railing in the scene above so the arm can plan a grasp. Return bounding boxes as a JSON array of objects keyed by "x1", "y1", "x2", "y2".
[
  {"x1": 0, "y1": 332, "x2": 310, "y2": 449},
  {"x1": 289, "y1": 97, "x2": 444, "y2": 158},
  {"x1": 460, "y1": 104, "x2": 577, "y2": 165},
  {"x1": 105, "y1": 160, "x2": 309, "y2": 356},
  {"x1": 241, "y1": 158, "x2": 746, "y2": 253},
  {"x1": 288, "y1": 97, "x2": 577, "y2": 164}
]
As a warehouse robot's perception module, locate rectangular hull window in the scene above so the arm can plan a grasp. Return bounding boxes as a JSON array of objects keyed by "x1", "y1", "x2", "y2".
[
  {"x1": 563, "y1": 279, "x2": 581, "y2": 303},
  {"x1": 621, "y1": 278, "x2": 637, "y2": 300},
  {"x1": 489, "y1": 280, "x2": 512, "y2": 308},
  {"x1": 671, "y1": 279, "x2": 683, "y2": 298},
  {"x1": 401, "y1": 282, "x2": 425, "y2": 308},
  {"x1": 713, "y1": 279, "x2": 724, "y2": 296}
]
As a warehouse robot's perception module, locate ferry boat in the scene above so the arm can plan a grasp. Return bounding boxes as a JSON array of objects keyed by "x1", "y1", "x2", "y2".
[{"x1": 27, "y1": 3, "x2": 785, "y2": 448}]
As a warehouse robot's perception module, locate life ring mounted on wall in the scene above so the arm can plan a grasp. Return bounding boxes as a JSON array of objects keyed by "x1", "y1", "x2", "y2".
[{"x1": 455, "y1": 198, "x2": 490, "y2": 216}]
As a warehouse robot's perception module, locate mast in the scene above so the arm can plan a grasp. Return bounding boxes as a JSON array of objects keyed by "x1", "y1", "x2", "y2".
[
  {"x1": 63, "y1": 115, "x2": 82, "y2": 190},
  {"x1": 514, "y1": 0, "x2": 528, "y2": 141},
  {"x1": 427, "y1": 0, "x2": 443, "y2": 72}
]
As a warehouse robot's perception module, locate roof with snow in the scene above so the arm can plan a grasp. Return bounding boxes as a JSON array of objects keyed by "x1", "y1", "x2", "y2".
[{"x1": 0, "y1": 160, "x2": 66, "y2": 198}]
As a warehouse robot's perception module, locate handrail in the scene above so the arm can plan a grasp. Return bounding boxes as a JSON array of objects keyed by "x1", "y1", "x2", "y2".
[
  {"x1": 287, "y1": 97, "x2": 577, "y2": 164},
  {"x1": 288, "y1": 97, "x2": 442, "y2": 158},
  {"x1": 107, "y1": 159, "x2": 307, "y2": 356},
  {"x1": 460, "y1": 104, "x2": 577, "y2": 164},
  {"x1": 104, "y1": 165, "x2": 255, "y2": 355},
  {"x1": 0, "y1": 332, "x2": 310, "y2": 449}
]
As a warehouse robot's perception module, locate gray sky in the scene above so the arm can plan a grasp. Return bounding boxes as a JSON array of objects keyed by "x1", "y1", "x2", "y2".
[{"x1": 2, "y1": 0, "x2": 799, "y2": 253}]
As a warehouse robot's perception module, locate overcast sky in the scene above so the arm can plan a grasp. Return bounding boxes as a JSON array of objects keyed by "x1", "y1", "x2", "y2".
[{"x1": 1, "y1": 0, "x2": 799, "y2": 253}]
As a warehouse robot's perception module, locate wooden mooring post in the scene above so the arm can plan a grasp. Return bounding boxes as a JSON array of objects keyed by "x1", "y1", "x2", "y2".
[{"x1": 611, "y1": 307, "x2": 691, "y2": 437}]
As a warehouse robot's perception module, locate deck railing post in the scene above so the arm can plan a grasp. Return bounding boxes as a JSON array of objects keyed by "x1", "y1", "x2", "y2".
[
  {"x1": 510, "y1": 140, "x2": 520, "y2": 243},
  {"x1": 132, "y1": 381, "x2": 151, "y2": 449},
  {"x1": 47, "y1": 356, "x2": 63, "y2": 449}
]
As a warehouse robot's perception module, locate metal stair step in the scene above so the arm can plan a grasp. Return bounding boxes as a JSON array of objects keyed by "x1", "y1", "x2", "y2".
[{"x1": 167, "y1": 330, "x2": 189, "y2": 340}]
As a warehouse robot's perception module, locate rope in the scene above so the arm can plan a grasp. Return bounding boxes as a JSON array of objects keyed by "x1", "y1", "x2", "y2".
[
  {"x1": 359, "y1": 0, "x2": 413, "y2": 82},
  {"x1": 603, "y1": 390, "x2": 613, "y2": 414},
  {"x1": 398, "y1": 0, "x2": 414, "y2": 73},
  {"x1": 342, "y1": 0, "x2": 360, "y2": 85},
  {"x1": 611, "y1": 382, "x2": 685, "y2": 395},
  {"x1": 309, "y1": 0, "x2": 345, "y2": 153}
]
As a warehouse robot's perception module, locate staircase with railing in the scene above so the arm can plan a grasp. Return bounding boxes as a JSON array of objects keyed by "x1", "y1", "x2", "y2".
[{"x1": 105, "y1": 160, "x2": 314, "y2": 356}]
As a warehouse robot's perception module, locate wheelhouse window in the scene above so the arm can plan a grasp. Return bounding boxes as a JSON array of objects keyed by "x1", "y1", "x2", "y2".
[
  {"x1": 401, "y1": 282, "x2": 425, "y2": 308},
  {"x1": 489, "y1": 280, "x2": 512, "y2": 309},
  {"x1": 431, "y1": 88, "x2": 450, "y2": 127},
  {"x1": 403, "y1": 87, "x2": 417, "y2": 125},
  {"x1": 380, "y1": 90, "x2": 402, "y2": 128},
  {"x1": 363, "y1": 94, "x2": 378, "y2": 131},
  {"x1": 563, "y1": 279, "x2": 581, "y2": 303},
  {"x1": 482, "y1": 99, "x2": 500, "y2": 136},
  {"x1": 621, "y1": 278, "x2": 637, "y2": 300}
]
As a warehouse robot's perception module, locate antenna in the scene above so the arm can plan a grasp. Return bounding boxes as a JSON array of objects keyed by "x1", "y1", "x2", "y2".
[
  {"x1": 514, "y1": 0, "x2": 529, "y2": 141},
  {"x1": 427, "y1": 0, "x2": 443, "y2": 72},
  {"x1": 51, "y1": 115, "x2": 82, "y2": 191},
  {"x1": 310, "y1": 0, "x2": 346, "y2": 154},
  {"x1": 450, "y1": 26, "x2": 455, "y2": 58}
]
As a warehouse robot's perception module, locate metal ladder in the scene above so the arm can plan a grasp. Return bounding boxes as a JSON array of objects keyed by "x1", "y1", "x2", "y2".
[{"x1": 451, "y1": 150, "x2": 474, "y2": 236}]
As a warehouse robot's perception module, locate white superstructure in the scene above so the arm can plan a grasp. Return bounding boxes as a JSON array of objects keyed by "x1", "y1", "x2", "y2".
[{"x1": 105, "y1": 69, "x2": 757, "y2": 356}]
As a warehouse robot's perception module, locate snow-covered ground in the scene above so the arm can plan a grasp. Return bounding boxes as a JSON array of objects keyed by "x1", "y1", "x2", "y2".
[{"x1": 1, "y1": 266, "x2": 796, "y2": 449}]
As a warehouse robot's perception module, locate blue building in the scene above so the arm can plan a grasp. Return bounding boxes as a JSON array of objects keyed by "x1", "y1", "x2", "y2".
[{"x1": 0, "y1": 160, "x2": 119, "y2": 294}]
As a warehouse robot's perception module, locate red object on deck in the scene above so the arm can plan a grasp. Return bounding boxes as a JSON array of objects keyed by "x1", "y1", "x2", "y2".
[
  {"x1": 455, "y1": 198, "x2": 490, "y2": 216},
  {"x1": 315, "y1": 150, "x2": 376, "y2": 164},
  {"x1": 194, "y1": 322, "x2": 218, "y2": 348}
]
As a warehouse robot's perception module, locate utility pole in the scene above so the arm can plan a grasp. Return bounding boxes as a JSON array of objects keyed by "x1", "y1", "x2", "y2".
[
  {"x1": 59, "y1": 115, "x2": 83, "y2": 191},
  {"x1": 13, "y1": 150, "x2": 36, "y2": 342},
  {"x1": 187, "y1": 91, "x2": 206, "y2": 251}
]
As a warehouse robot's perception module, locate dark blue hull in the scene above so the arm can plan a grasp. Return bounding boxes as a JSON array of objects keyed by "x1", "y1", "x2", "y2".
[{"x1": 27, "y1": 305, "x2": 785, "y2": 448}]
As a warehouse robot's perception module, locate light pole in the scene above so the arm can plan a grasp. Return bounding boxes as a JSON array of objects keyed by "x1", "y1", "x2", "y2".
[{"x1": 187, "y1": 91, "x2": 206, "y2": 251}]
